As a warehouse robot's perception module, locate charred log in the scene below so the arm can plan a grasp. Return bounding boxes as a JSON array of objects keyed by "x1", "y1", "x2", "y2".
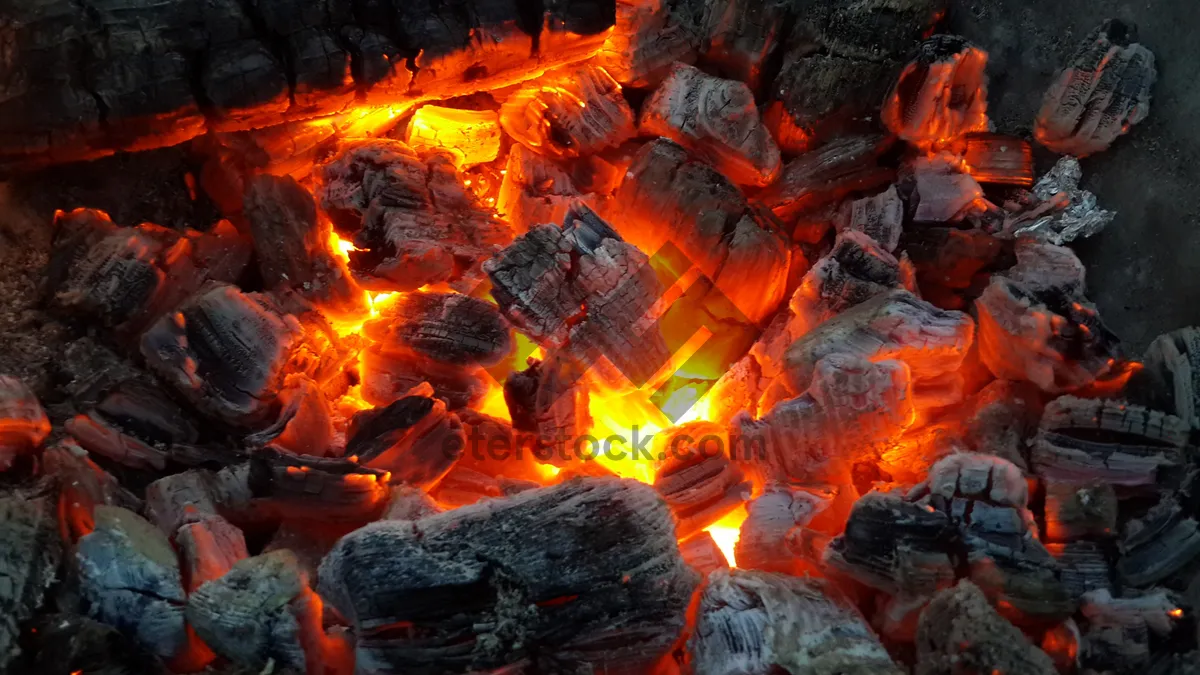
[
  {"x1": 788, "y1": 0, "x2": 947, "y2": 62},
  {"x1": 597, "y1": 0, "x2": 706, "y2": 88},
  {"x1": 653, "y1": 423, "x2": 751, "y2": 539},
  {"x1": 246, "y1": 448, "x2": 391, "y2": 523},
  {"x1": 499, "y1": 65, "x2": 636, "y2": 159},
  {"x1": 699, "y1": 0, "x2": 793, "y2": 92},
  {"x1": 495, "y1": 144, "x2": 599, "y2": 232},
  {"x1": 1142, "y1": 326, "x2": 1200, "y2": 431},
  {"x1": 363, "y1": 292, "x2": 512, "y2": 367},
  {"x1": 345, "y1": 395, "x2": 464, "y2": 489},
  {"x1": 1044, "y1": 479, "x2": 1119, "y2": 542},
  {"x1": 767, "y1": 56, "x2": 899, "y2": 154},
  {"x1": 360, "y1": 343, "x2": 488, "y2": 411},
  {"x1": 244, "y1": 373, "x2": 336, "y2": 457},
  {"x1": 788, "y1": 230, "x2": 911, "y2": 335},
  {"x1": 503, "y1": 353, "x2": 592, "y2": 456},
  {"x1": 43, "y1": 441, "x2": 142, "y2": 543},
  {"x1": 66, "y1": 380, "x2": 200, "y2": 471},
  {"x1": 680, "y1": 532, "x2": 729, "y2": 574},
  {"x1": 735, "y1": 485, "x2": 834, "y2": 574},
  {"x1": 882, "y1": 35, "x2": 989, "y2": 147},
  {"x1": 26, "y1": 612, "x2": 171, "y2": 675},
  {"x1": 756, "y1": 133, "x2": 895, "y2": 223},
  {"x1": 1118, "y1": 487, "x2": 1200, "y2": 588},
  {"x1": 1078, "y1": 588, "x2": 1180, "y2": 672}
]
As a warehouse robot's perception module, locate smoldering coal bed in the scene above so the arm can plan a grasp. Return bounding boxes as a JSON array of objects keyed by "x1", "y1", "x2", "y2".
[{"x1": 0, "y1": 0, "x2": 1195, "y2": 674}]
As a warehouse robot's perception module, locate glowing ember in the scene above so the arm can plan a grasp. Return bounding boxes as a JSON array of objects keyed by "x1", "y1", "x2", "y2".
[{"x1": 705, "y1": 506, "x2": 748, "y2": 567}]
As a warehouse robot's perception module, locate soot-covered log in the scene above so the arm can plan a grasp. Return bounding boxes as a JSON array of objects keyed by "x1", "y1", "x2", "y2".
[
  {"x1": 640, "y1": 62, "x2": 781, "y2": 187},
  {"x1": 690, "y1": 570, "x2": 903, "y2": 675},
  {"x1": 0, "y1": 495, "x2": 61, "y2": 670},
  {"x1": 915, "y1": 580, "x2": 1057, "y2": 675},
  {"x1": 1035, "y1": 20, "x2": 1156, "y2": 157},
  {"x1": 315, "y1": 139, "x2": 513, "y2": 292},
  {"x1": 0, "y1": 375, "x2": 50, "y2": 471},
  {"x1": 0, "y1": 0, "x2": 617, "y2": 171},
  {"x1": 756, "y1": 133, "x2": 895, "y2": 223},
  {"x1": 345, "y1": 394, "x2": 464, "y2": 489},
  {"x1": 318, "y1": 477, "x2": 699, "y2": 674},
  {"x1": 881, "y1": 35, "x2": 989, "y2": 147},
  {"x1": 499, "y1": 64, "x2": 636, "y2": 159}
]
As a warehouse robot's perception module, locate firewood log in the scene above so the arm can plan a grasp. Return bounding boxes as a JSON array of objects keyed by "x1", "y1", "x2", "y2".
[
  {"x1": 1035, "y1": 20, "x2": 1156, "y2": 157},
  {"x1": 640, "y1": 62, "x2": 781, "y2": 187},
  {"x1": 690, "y1": 569, "x2": 903, "y2": 675},
  {"x1": 0, "y1": 495, "x2": 61, "y2": 670},
  {"x1": 915, "y1": 580, "x2": 1057, "y2": 675},
  {"x1": 0, "y1": 375, "x2": 50, "y2": 471},
  {"x1": 757, "y1": 133, "x2": 895, "y2": 223},
  {"x1": 882, "y1": 35, "x2": 990, "y2": 147},
  {"x1": 317, "y1": 477, "x2": 699, "y2": 674},
  {"x1": 499, "y1": 64, "x2": 636, "y2": 159}
]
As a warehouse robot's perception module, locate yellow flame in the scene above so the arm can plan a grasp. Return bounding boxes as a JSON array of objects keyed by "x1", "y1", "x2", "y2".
[{"x1": 705, "y1": 506, "x2": 747, "y2": 568}]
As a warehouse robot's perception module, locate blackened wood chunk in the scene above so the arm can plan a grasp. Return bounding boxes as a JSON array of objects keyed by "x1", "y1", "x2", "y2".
[
  {"x1": 145, "y1": 469, "x2": 220, "y2": 538},
  {"x1": 244, "y1": 373, "x2": 335, "y2": 457},
  {"x1": 836, "y1": 185, "x2": 904, "y2": 252},
  {"x1": 496, "y1": 144, "x2": 597, "y2": 233},
  {"x1": 640, "y1": 63, "x2": 781, "y2": 187},
  {"x1": 882, "y1": 35, "x2": 989, "y2": 147},
  {"x1": 140, "y1": 284, "x2": 305, "y2": 427},
  {"x1": 315, "y1": 139, "x2": 420, "y2": 235},
  {"x1": 243, "y1": 173, "x2": 361, "y2": 312},
  {"x1": 363, "y1": 292, "x2": 512, "y2": 367},
  {"x1": 735, "y1": 486, "x2": 832, "y2": 574},
  {"x1": 1035, "y1": 20, "x2": 1156, "y2": 157},
  {"x1": 597, "y1": 0, "x2": 706, "y2": 87},
  {"x1": 700, "y1": 0, "x2": 793, "y2": 92},
  {"x1": 900, "y1": 225, "x2": 1008, "y2": 310},
  {"x1": 360, "y1": 343, "x2": 487, "y2": 411},
  {"x1": 503, "y1": 353, "x2": 592, "y2": 453},
  {"x1": 790, "y1": 0, "x2": 947, "y2": 62},
  {"x1": 318, "y1": 478, "x2": 699, "y2": 674},
  {"x1": 732, "y1": 355, "x2": 913, "y2": 486},
  {"x1": 756, "y1": 133, "x2": 895, "y2": 223},
  {"x1": 1079, "y1": 588, "x2": 1180, "y2": 672},
  {"x1": 690, "y1": 570, "x2": 902, "y2": 675},
  {"x1": 66, "y1": 379, "x2": 199, "y2": 471},
  {"x1": 1044, "y1": 479, "x2": 1118, "y2": 542},
  {"x1": 1118, "y1": 483, "x2": 1200, "y2": 587},
  {"x1": 1032, "y1": 396, "x2": 1187, "y2": 488},
  {"x1": 1142, "y1": 326, "x2": 1200, "y2": 431},
  {"x1": 500, "y1": 65, "x2": 636, "y2": 159},
  {"x1": 187, "y1": 550, "x2": 325, "y2": 673},
  {"x1": 345, "y1": 395, "x2": 464, "y2": 489},
  {"x1": 247, "y1": 448, "x2": 391, "y2": 523},
  {"x1": 0, "y1": 375, "x2": 50, "y2": 470},
  {"x1": 44, "y1": 441, "x2": 142, "y2": 542},
  {"x1": 789, "y1": 230, "x2": 909, "y2": 335},
  {"x1": 767, "y1": 55, "x2": 899, "y2": 153},
  {"x1": 0, "y1": 496, "x2": 61, "y2": 670},
  {"x1": 960, "y1": 133, "x2": 1035, "y2": 186},
  {"x1": 1046, "y1": 541, "x2": 1113, "y2": 598},
  {"x1": 916, "y1": 581, "x2": 1057, "y2": 675},
  {"x1": 653, "y1": 424, "x2": 750, "y2": 539},
  {"x1": 75, "y1": 506, "x2": 187, "y2": 661}
]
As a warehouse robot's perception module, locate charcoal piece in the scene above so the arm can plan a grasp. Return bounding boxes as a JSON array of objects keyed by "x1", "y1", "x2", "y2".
[
  {"x1": 735, "y1": 486, "x2": 832, "y2": 574},
  {"x1": 699, "y1": 0, "x2": 793, "y2": 91},
  {"x1": 500, "y1": 65, "x2": 635, "y2": 159},
  {"x1": 243, "y1": 173, "x2": 361, "y2": 312},
  {"x1": 789, "y1": 0, "x2": 947, "y2": 62},
  {"x1": 733, "y1": 355, "x2": 913, "y2": 487},
  {"x1": 915, "y1": 581, "x2": 1057, "y2": 675},
  {"x1": 345, "y1": 395, "x2": 464, "y2": 489},
  {"x1": 1118, "y1": 492, "x2": 1200, "y2": 587},
  {"x1": 640, "y1": 62, "x2": 781, "y2": 187},
  {"x1": 75, "y1": 506, "x2": 187, "y2": 661},
  {"x1": 899, "y1": 226, "x2": 1008, "y2": 309},
  {"x1": 188, "y1": 550, "x2": 325, "y2": 673},
  {"x1": 455, "y1": 409, "x2": 546, "y2": 483},
  {"x1": 1035, "y1": 20, "x2": 1156, "y2": 156},
  {"x1": 504, "y1": 353, "x2": 592, "y2": 455},
  {"x1": 430, "y1": 465, "x2": 542, "y2": 508},
  {"x1": 597, "y1": 0, "x2": 706, "y2": 87},
  {"x1": 382, "y1": 485, "x2": 443, "y2": 521},
  {"x1": 1044, "y1": 479, "x2": 1118, "y2": 542},
  {"x1": 495, "y1": 144, "x2": 599, "y2": 233},
  {"x1": 690, "y1": 569, "x2": 902, "y2": 675},
  {"x1": 28, "y1": 612, "x2": 171, "y2": 675},
  {"x1": 0, "y1": 496, "x2": 61, "y2": 670},
  {"x1": 766, "y1": 55, "x2": 898, "y2": 153},
  {"x1": 360, "y1": 343, "x2": 487, "y2": 411},
  {"x1": 44, "y1": 441, "x2": 142, "y2": 542},
  {"x1": 653, "y1": 427, "x2": 751, "y2": 539},
  {"x1": 246, "y1": 448, "x2": 391, "y2": 523},
  {"x1": 788, "y1": 230, "x2": 910, "y2": 335},
  {"x1": 1032, "y1": 397, "x2": 1187, "y2": 487},
  {"x1": 836, "y1": 185, "x2": 904, "y2": 252},
  {"x1": 960, "y1": 380, "x2": 1043, "y2": 468},
  {"x1": 1079, "y1": 588, "x2": 1179, "y2": 672},
  {"x1": 882, "y1": 35, "x2": 989, "y2": 147},
  {"x1": 244, "y1": 374, "x2": 335, "y2": 457},
  {"x1": 1143, "y1": 326, "x2": 1200, "y2": 431},
  {"x1": 782, "y1": 289, "x2": 975, "y2": 397},
  {"x1": 405, "y1": 106, "x2": 502, "y2": 168},
  {"x1": 362, "y1": 292, "x2": 512, "y2": 367},
  {"x1": 145, "y1": 469, "x2": 220, "y2": 538},
  {"x1": 1046, "y1": 541, "x2": 1114, "y2": 599},
  {"x1": 315, "y1": 140, "x2": 512, "y2": 292},
  {"x1": 1007, "y1": 156, "x2": 1116, "y2": 244},
  {"x1": 318, "y1": 478, "x2": 699, "y2": 674},
  {"x1": 680, "y1": 531, "x2": 730, "y2": 574},
  {"x1": 756, "y1": 134, "x2": 895, "y2": 223},
  {"x1": 1006, "y1": 239, "x2": 1087, "y2": 297},
  {"x1": 910, "y1": 453, "x2": 1030, "y2": 513},
  {"x1": 908, "y1": 155, "x2": 984, "y2": 223},
  {"x1": 713, "y1": 211, "x2": 794, "y2": 325},
  {"x1": 176, "y1": 516, "x2": 249, "y2": 594},
  {"x1": 0, "y1": 375, "x2": 50, "y2": 470},
  {"x1": 66, "y1": 379, "x2": 199, "y2": 471},
  {"x1": 140, "y1": 284, "x2": 306, "y2": 427},
  {"x1": 960, "y1": 133, "x2": 1035, "y2": 186}
]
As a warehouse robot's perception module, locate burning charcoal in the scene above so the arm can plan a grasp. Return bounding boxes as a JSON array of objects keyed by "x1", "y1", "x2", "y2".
[
  {"x1": 27, "y1": 613, "x2": 171, "y2": 675},
  {"x1": 430, "y1": 465, "x2": 542, "y2": 508},
  {"x1": 0, "y1": 375, "x2": 49, "y2": 470},
  {"x1": 899, "y1": 226, "x2": 1009, "y2": 310},
  {"x1": 405, "y1": 106, "x2": 502, "y2": 168},
  {"x1": 732, "y1": 355, "x2": 914, "y2": 487},
  {"x1": 836, "y1": 185, "x2": 904, "y2": 252},
  {"x1": 495, "y1": 145, "x2": 599, "y2": 233},
  {"x1": 360, "y1": 343, "x2": 487, "y2": 410},
  {"x1": 782, "y1": 289, "x2": 975, "y2": 399},
  {"x1": 713, "y1": 211, "x2": 794, "y2": 324},
  {"x1": 1142, "y1": 326, "x2": 1200, "y2": 430},
  {"x1": 960, "y1": 380, "x2": 1043, "y2": 469},
  {"x1": 597, "y1": 0, "x2": 706, "y2": 87},
  {"x1": 44, "y1": 441, "x2": 141, "y2": 542},
  {"x1": 681, "y1": 532, "x2": 730, "y2": 574},
  {"x1": 788, "y1": 230, "x2": 912, "y2": 335},
  {"x1": 247, "y1": 448, "x2": 391, "y2": 523},
  {"x1": 691, "y1": 569, "x2": 903, "y2": 675},
  {"x1": 1118, "y1": 489, "x2": 1200, "y2": 587},
  {"x1": 315, "y1": 139, "x2": 512, "y2": 292},
  {"x1": 382, "y1": 485, "x2": 443, "y2": 521},
  {"x1": 1006, "y1": 156, "x2": 1116, "y2": 244},
  {"x1": 243, "y1": 173, "x2": 361, "y2": 313},
  {"x1": 176, "y1": 516, "x2": 249, "y2": 594},
  {"x1": 318, "y1": 478, "x2": 699, "y2": 674},
  {"x1": 1044, "y1": 479, "x2": 1119, "y2": 542},
  {"x1": 653, "y1": 423, "x2": 751, "y2": 539},
  {"x1": 485, "y1": 205, "x2": 671, "y2": 385},
  {"x1": 908, "y1": 454, "x2": 1037, "y2": 550},
  {"x1": 1079, "y1": 589, "x2": 1180, "y2": 672},
  {"x1": 1046, "y1": 540, "x2": 1114, "y2": 600},
  {"x1": 699, "y1": 0, "x2": 793, "y2": 91},
  {"x1": 0, "y1": 496, "x2": 61, "y2": 670},
  {"x1": 907, "y1": 154, "x2": 985, "y2": 223},
  {"x1": 188, "y1": 550, "x2": 327, "y2": 673},
  {"x1": 456, "y1": 408, "x2": 547, "y2": 483},
  {"x1": 499, "y1": 65, "x2": 636, "y2": 159},
  {"x1": 75, "y1": 506, "x2": 188, "y2": 661},
  {"x1": 960, "y1": 133, "x2": 1034, "y2": 186},
  {"x1": 789, "y1": 0, "x2": 947, "y2": 62},
  {"x1": 145, "y1": 469, "x2": 220, "y2": 538},
  {"x1": 882, "y1": 35, "x2": 990, "y2": 147},
  {"x1": 640, "y1": 62, "x2": 781, "y2": 187},
  {"x1": 504, "y1": 352, "x2": 592, "y2": 456},
  {"x1": 735, "y1": 485, "x2": 834, "y2": 574},
  {"x1": 915, "y1": 580, "x2": 1057, "y2": 675},
  {"x1": 244, "y1": 374, "x2": 335, "y2": 457},
  {"x1": 363, "y1": 292, "x2": 512, "y2": 367},
  {"x1": 1032, "y1": 397, "x2": 1188, "y2": 488},
  {"x1": 66, "y1": 380, "x2": 199, "y2": 471},
  {"x1": 1035, "y1": 20, "x2": 1156, "y2": 157},
  {"x1": 345, "y1": 395, "x2": 464, "y2": 489},
  {"x1": 140, "y1": 284, "x2": 307, "y2": 427},
  {"x1": 757, "y1": 133, "x2": 895, "y2": 223},
  {"x1": 766, "y1": 55, "x2": 898, "y2": 153}
]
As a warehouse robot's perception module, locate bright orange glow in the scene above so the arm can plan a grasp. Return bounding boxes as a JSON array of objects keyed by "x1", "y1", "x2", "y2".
[
  {"x1": 1170, "y1": 608, "x2": 1184, "y2": 619},
  {"x1": 704, "y1": 506, "x2": 748, "y2": 567}
]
